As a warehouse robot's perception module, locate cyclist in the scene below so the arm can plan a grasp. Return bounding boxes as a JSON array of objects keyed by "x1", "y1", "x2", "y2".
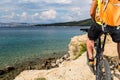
[{"x1": 86, "y1": 0, "x2": 120, "y2": 71}]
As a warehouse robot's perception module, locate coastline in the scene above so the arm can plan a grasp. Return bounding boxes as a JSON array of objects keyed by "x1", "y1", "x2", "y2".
[
  {"x1": 14, "y1": 34, "x2": 120, "y2": 80},
  {"x1": 2, "y1": 33, "x2": 120, "y2": 80},
  {"x1": 0, "y1": 26, "x2": 83, "y2": 70},
  {"x1": 0, "y1": 51, "x2": 68, "y2": 80},
  {"x1": 0, "y1": 26, "x2": 84, "y2": 80}
]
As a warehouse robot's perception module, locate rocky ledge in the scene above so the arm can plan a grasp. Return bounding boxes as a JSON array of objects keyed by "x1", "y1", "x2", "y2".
[
  {"x1": 14, "y1": 53, "x2": 120, "y2": 80},
  {"x1": 12, "y1": 34, "x2": 120, "y2": 80},
  {"x1": 0, "y1": 52, "x2": 68, "y2": 80}
]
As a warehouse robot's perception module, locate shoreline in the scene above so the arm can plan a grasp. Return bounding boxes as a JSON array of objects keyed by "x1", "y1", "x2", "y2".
[
  {"x1": 0, "y1": 51, "x2": 68, "y2": 80},
  {"x1": 14, "y1": 33, "x2": 120, "y2": 80}
]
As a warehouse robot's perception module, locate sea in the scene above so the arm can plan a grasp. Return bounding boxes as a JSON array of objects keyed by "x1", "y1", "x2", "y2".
[{"x1": 0, "y1": 26, "x2": 87, "y2": 69}]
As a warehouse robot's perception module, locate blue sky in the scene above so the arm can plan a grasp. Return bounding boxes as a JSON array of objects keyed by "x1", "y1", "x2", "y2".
[{"x1": 0, "y1": 0, "x2": 91, "y2": 23}]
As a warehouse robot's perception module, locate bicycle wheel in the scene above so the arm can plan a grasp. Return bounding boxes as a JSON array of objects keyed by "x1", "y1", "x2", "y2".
[{"x1": 96, "y1": 57, "x2": 111, "y2": 80}]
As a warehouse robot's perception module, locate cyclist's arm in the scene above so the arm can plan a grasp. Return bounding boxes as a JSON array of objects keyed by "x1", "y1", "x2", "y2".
[{"x1": 90, "y1": 0, "x2": 98, "y2": 22}]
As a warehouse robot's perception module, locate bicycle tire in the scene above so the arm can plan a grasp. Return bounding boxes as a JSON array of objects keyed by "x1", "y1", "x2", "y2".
[{"x1": 96, "y1": 57, "x2": 111, "y2": 80}]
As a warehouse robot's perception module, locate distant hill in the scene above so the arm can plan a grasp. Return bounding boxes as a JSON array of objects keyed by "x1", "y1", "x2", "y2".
[
  {"x1": 0, "y1": 22, "x2": 33, "y2": 27},
  {"x1": 35, "y1": 18, "x2": 92, "y2": 26},
  {"x1": 0, "y1": 18, "x2": 92, "y2": 27}
]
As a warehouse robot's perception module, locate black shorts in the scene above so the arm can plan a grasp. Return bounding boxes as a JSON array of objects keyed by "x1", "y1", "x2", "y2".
[{"x1": 88, "y1": 23, "x2": 120, "y2": 42}]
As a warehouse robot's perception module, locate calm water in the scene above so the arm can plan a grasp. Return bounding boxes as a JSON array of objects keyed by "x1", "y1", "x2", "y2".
[{"x1": 0, "y1": 26, "x2": 86, "y2": 69}]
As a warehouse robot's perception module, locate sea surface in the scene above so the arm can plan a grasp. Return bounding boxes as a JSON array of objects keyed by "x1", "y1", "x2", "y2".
[{"x1": 0, "y1": 26, "x2": 87, "y2": 69}]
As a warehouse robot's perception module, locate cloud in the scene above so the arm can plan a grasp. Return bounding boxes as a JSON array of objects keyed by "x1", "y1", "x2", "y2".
[
  {"x1": 0, "y1": 0, "x2": 12, "y2": 3},
  {"x1": 21, "y1": 12, "x2": 27, "y2": 17},
  {"x1": 0, "y1": 12, "x2": 16, "y2": 19},
  {"x1": 40, "y1": 9, "x2": 57, "y2": 20},
  {"x1": 0, "y1": 0, "x2": 91, "y2": 23},
  {"x1": 32, "y1": 13, "x2": 39, "y2": 17},
  {"x1": 61, "y1": 15, "x2": 73, "y2": 22},
  {"x1": 20, "y1": 12, "x2": 28, "y2": 20},
  {"x1": 11, "y1": 12, "x2": 16, "y2": 18},
  {"x1": 44, "y1": 0, "x2": 72, "y2": 4},
  {"x1": 69, "y1": 7, "x2": 81, "y2": 15},
  {"x1": 18, "y1": 0, "x2": 40, "y2": 3}
]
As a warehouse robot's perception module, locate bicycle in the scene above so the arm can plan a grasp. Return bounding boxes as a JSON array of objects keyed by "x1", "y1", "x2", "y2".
[{"x1": 80, "y1": 27, "x2": 112, "y2": 80}]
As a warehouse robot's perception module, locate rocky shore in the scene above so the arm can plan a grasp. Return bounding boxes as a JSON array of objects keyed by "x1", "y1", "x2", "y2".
[
  {"x1": 0, "y1": 52, "x2": 68, "y2": 80},
  {"x1": 14, "y1": 34, "x2": 120, "y2": 80},
  {"x1": 14, "y1": 53, "x2": 120, "y2": 80},
  {"x1": 1, "y1": 33, "x2": 120, "y2": 80}
]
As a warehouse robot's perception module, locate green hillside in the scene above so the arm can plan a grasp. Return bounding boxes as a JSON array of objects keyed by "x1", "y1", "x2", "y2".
[{"x1": 35, "y1": 18, "x2": 92, "y2": 26}]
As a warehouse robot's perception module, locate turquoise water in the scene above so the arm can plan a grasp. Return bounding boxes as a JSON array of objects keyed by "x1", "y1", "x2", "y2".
[{"x1": 0, "y1": 26, "x2": 86, "y2": 69}]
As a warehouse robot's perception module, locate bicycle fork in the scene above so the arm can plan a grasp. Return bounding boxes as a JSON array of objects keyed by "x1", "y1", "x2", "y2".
[{"x1": 95, "y1": 34, "x2": 107, "y2": 80}]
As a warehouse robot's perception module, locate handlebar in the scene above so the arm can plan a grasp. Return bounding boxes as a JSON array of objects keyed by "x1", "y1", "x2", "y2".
[{"x1": 80, "y1": 28, "x2": 89, "y2": 32}]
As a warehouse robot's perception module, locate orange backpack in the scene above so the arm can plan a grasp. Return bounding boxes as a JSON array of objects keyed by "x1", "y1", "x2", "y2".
[{"x1": 99, "y1": 0, "x2": 120, "y2": 26}]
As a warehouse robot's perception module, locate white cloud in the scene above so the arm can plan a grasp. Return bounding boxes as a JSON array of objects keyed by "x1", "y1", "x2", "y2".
[
  {"x1": 44, "y1": 0, "x2": 72, "y2": 4},
  {"x1": 18, "y1": 0, "x2": 40, "y2": 3},
  {"x1": 20, "y1": 12, "x2": 27, "y2": 20},
  {"x1": 33, "y1": 13, "x2": 39, "y2": 17},
  {"x1": 0, "y1": 12, "x2": 16, "y2": 19},
  {"x1": 0, "y1": 0, "x2": 91, "y2": 23},
  {"x1": 0, "y1": 0, "x2": 12, "y2": 3},
  {"x1": 21, "y1": 12, "x2": 27, "y2": 17},
  {"x1": 61, "y1": 15, "x2": 73, "y2": 21},
  {"x1": 40, "y1": 9, "x2": 57, "y2": 20},
  {"x1": 10, "y1": 12, "x2": 16, "y2": 18},
  {"x1": 31, "y1": 13, "x2": 40, "y2": 21},
  {"x1": 70, "y1": 7, "x2": 81, "y2": 15}
]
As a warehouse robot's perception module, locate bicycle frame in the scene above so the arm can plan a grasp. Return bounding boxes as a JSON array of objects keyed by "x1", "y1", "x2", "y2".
[
  {"x1": 80, "y1": 27, "x2": 111, "y2": 80},
  {"x1": 95, "y1": 33, "x2": 107, "y2": 64}
]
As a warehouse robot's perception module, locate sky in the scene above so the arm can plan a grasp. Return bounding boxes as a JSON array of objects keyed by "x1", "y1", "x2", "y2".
[{"x1": 0, "y1": 0, "x2": 92, "y2": 24}]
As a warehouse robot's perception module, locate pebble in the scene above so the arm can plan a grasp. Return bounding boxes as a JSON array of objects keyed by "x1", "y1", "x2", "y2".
[{"x1": 0, "y1": 70, "x2": 5, "y2": 75}]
